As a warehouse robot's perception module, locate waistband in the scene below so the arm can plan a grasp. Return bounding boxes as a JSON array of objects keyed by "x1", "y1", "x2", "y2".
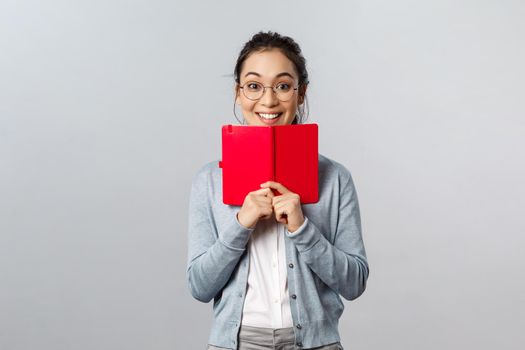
[{"x1": 239, "y1": 325, "x2": 295, "y2": 346}]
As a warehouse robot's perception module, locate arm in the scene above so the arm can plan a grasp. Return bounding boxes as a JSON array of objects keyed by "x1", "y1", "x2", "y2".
[
  {"x1": 285, "y1": 173, "x2": 369, "y2": 301},
  {"x1": 186, "y1": 170, "x2": 253, "y2": 303}
]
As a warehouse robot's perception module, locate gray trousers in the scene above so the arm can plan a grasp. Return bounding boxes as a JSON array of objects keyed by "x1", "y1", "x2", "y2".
[{"x1": 207, "y1": 325, "x2": 344, "y2": 350}]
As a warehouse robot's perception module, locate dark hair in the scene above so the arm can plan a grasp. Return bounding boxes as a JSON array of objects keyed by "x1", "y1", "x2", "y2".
[{"x1": 233, "y1": 31, "x2": 309, "y2": 124}]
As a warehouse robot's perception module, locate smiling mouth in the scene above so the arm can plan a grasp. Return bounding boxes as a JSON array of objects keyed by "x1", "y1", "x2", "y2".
[{"x1": 257, "y1": 112, "x2": 282, "y2": 120}]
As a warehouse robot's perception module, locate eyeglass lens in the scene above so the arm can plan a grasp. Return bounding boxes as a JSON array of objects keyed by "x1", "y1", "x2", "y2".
[{"x1": 242, "y1": 82, "x2": 295, "y2": 101}]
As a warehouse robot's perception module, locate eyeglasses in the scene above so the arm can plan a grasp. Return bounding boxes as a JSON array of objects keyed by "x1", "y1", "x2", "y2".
[{"x1": 239, "y1": 81, "x2": 298, "y2": 102}]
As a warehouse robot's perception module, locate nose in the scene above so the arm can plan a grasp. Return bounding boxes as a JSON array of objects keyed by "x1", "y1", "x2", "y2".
[{"x1": 260, "y1": 86, "x2": 279, "y2": 107}]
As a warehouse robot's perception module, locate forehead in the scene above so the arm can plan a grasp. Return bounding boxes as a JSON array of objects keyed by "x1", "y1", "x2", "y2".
[{"x1": 241, "y1": 49, "x2": 297, "y2": 79}]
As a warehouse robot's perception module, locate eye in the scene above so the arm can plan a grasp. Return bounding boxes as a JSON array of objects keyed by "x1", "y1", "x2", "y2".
[
  {"x1": 245, "y1": 82, "x2": 262, "y2": 91},
  {"x1": 276, "y1": 83, "x2": 291, "y2": 92}
]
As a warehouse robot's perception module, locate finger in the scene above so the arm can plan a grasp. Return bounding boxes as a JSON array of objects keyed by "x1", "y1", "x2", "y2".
[
  {"x1": 272, "y1": 193, "x2": 291, "y2": 206},
  {"x1": 274, "y1": 208, "x2": 288, "y2": 225},
  {"x1": 273, "y1": 200, "x2": 286, "y2": 210},
  {"x1": 273, "y1": 201, "x2": 291, "y2": 216},
  {"x1": 254, "y1": 196, "x2": 273, "y2": 206},
  {"x1": 260, "y1": 181, "x2": 290, "y2": 195},
  {"x1": 255, "y1": 197, "x2": 274, "y2": 209},
  {"x1": 272, "y1": 193, "x2": 300, "y2": 207},
  {"x1": 273, "y1": 201, "x2": 288, "y2": 216},
  {"x1": 259, "y1": 205, "x2": 274, "y2": 220},
  {"x1": 262, "y1": 206, "x2": 274, "y2": 219},
  {"x1": 250, "y1": 187, "x2": 275, "y2": 199}
]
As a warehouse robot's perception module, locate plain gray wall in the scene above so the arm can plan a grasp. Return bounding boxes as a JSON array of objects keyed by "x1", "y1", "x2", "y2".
[{"x1": 1, "y1": 1, "x2": 524, "y2": 349}]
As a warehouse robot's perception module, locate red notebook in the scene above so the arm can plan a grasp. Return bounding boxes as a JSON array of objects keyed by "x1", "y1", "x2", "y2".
[{"x1": 219, "y1": 124, "x2": 319, "y2": 205}]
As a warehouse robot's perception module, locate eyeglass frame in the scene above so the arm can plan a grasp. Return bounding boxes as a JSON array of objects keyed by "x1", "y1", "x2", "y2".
[{"x1": 238, "y1": 81, "x2": 300, "y2": 102}]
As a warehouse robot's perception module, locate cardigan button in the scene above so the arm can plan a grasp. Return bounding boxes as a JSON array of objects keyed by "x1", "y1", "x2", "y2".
[
  {"x1": 296, "y1": 342, "x2": 303, "y2": 347},
  {"x1": 288, "y1": 263, "x2": 294, "y2": 268},
  {"x1": 291, "y1": 294, "x2": 297, "y2": 299},
  {"x1": 296, "y1": 324, "x2": 302, "y2": 329}
]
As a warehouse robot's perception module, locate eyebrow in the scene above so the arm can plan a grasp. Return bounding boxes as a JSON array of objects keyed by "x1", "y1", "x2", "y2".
[{"x1": 244, "y1": 71, "x2": 295, "y2": 79}]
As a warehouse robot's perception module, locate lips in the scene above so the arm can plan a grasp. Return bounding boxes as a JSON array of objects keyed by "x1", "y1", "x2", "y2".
[
  {"x1": 256, "y1": 112, "x2": 282, "y2": 125},
  {"x1": 257, "y1": 112, "x2": 282, "y2": 120}
]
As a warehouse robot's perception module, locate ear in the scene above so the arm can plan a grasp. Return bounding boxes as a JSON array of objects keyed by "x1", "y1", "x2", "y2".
[
  {"x1": 298, "y1": 84, "x2": 308, "y2": 105},
  {"x1": 234, "y1": 84, "x2": 241, "y2": 105}
]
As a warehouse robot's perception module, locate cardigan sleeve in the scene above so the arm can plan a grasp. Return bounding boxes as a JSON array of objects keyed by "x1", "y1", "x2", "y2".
[
  {"x1": 285, "y1": 170, "x2": 369, "y2": 301},
  {"x1": 186, "y1": 167, "x2": 253, "y2": 303}
]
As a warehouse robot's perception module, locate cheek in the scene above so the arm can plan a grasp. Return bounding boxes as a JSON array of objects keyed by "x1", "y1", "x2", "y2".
[
  {"x1": 241, "y1": 102, "x2": 255, "y2": 112},
  {"x1": 285, "y1": 101, "x2": 299, "y2": 115},
  {"x1": 239, "y1": 97, "x2": 255, "y2": 110}
]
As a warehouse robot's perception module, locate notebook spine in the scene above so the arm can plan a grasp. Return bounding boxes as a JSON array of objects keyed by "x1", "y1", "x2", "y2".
[{"x1": 271, "y1": 126, "x2": 275, "y2": 181}]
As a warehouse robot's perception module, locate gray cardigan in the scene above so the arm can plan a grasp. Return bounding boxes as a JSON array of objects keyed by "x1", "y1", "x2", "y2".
[{"x1": 186, "y1": 154, "x2": 369, "y2": 349}]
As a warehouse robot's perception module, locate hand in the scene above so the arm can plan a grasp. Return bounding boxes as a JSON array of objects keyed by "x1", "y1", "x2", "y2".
[
  {"x1": 237, "y1": 188, "x2": 275, "y2": 229},
  {"x1": 260, "y1": 181, "x2": 305, "y2": 233}
]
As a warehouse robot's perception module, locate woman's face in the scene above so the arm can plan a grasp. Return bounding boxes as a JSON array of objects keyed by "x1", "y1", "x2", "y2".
[{"x1": 236, "y1": 49, "x2": 305, "y2": 126}]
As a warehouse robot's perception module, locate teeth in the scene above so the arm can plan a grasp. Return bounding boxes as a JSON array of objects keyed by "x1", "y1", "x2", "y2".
[{"x1": 258, "y1": 113, "x2": 280, "y2": 120}]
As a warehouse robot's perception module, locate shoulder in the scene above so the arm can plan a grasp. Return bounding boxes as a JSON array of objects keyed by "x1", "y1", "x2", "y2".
[
  {"x1": 318, "y1": 153, "x2": 354, "y2": 187},
  {"x1": 191, "y1": 160, "x2": 221, "y2": 188},
  {"x1": 193, "y1": 159, "x2": 220, "y2": 176}
]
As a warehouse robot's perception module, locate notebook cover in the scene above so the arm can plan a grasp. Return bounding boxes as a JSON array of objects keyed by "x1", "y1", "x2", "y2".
[
  {"x1": 219, "y1": 124, "x2": 319, "y2": 206},
  {"x1": 274, "y1": 124, "x2": 319, "y2": 203},
  {"x1": 220, "y1": 125, "x2": 274, "y2": 205}
]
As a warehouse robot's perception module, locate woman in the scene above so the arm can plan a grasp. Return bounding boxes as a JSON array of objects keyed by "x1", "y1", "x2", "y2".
[{"x1": 187, "y1": 31, "x2": 369, "y2": 350}]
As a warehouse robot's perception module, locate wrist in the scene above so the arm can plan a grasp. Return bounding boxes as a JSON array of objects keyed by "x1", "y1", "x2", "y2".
[
  {"x1": 236, "y1": 211, "x2": 255, "y2": 229},
  {"x1": 287, "y1": 216, "x2": 305, "y2": 233}
]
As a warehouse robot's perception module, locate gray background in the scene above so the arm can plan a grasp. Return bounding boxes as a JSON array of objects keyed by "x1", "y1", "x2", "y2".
[{"x1": 1, "y1": 0, "x2": 524, "y2": 349}]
